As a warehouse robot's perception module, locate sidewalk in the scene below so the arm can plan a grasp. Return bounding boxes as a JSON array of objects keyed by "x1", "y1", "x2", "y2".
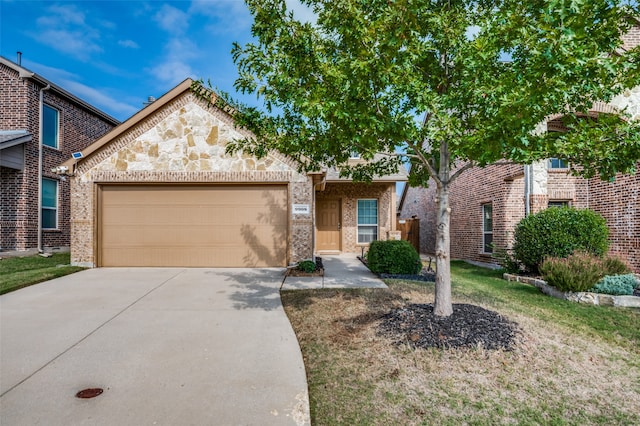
[{"x1": 281, "y1": 254, "x2": 387, "y2": 290}]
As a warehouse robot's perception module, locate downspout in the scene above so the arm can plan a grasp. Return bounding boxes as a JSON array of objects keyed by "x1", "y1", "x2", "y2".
[
  {"x1": 524, "y1": 165, "x2": 531, "y2": 216},
  {"x1": 37, "y1": 84, "x2": 51, "y2": 252}
]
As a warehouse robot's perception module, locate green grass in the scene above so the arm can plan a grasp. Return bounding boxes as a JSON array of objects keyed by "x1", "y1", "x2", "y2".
[
  {"x1": 447, "y1": 260, "x2": 640, "y2": 352},
  {"x1": 0, "y1": 252, "x2": 85, "y2": 295},
  {"x1": 281, "y1": 260, "x2": 640, "y2": 425}
]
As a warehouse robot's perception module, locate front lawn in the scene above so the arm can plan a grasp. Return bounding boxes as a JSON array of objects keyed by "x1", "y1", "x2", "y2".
[
  {"x1": 0, "y1": 252, "x2": 84, "y2": 295},
  {"x1": 281, "y1": 260, "x2": 640, "y2": 425}
]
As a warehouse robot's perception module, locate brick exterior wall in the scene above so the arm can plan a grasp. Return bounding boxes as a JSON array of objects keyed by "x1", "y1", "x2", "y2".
[
  {"x1": 0, "y1": 62, "x2": 116, "y2": 251},
  {"x1": 401, "y1": 162, "x2": 640, "y2": 272},
  {"x1": 400, "y1": 25, "x2": 640, "y2": 272},
  {"x1": 316, "y1": 182, "x2": 396, "y2": 254}
]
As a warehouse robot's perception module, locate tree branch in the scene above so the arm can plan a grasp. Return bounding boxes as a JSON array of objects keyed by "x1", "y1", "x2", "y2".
[
  {"x1": 406, "y1": 140, "x2": 440, "y2": 184},
  {"x1": 449, "y1": 161, "x2": 476, "y2": 183}
]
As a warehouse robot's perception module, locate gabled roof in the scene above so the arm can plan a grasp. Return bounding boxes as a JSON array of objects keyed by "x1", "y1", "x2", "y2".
[
  {"x1": 0, "y1": 56, "x2": 119, "y2": 126},
  {"x1": 325, "y1": 154, "x2": 408, "y2": 182},
  {"x1": 59, "y1": 78, "x2": 196, "y2": 173}
]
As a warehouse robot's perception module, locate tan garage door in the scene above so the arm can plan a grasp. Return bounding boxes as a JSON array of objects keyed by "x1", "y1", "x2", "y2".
[{"x1": 98, "y1": 184, "x2": 288, "y2": 267}]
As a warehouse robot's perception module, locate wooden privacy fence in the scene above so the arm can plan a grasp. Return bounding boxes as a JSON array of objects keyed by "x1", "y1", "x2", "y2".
[{"x1": 396, "y1": 217, "x2": 420, "y2": 253}]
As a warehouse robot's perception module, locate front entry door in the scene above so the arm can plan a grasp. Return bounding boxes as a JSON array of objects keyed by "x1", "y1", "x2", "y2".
[{"x1": 316, "y1": 199, "x2": 341, "y2": 252}]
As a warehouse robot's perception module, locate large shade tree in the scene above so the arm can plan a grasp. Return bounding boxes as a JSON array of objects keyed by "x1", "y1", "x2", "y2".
[{"x1": 194, "y1": 0, "x2": 640, "y2": 316}]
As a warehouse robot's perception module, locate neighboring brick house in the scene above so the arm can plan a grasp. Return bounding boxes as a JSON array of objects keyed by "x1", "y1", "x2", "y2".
[
  {"x1": 399, "y1": 28, "x2": 640, "y2": 273},
  {"x1": 58, "y1": 78, "x2": 406, "y2": 267},
  {"x1": 0, "y1": 56, "x2": 119, "y2": 253}
]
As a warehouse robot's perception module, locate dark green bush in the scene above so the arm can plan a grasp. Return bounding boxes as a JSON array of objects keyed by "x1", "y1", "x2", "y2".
[
  {"x1": 513, "y1": 207, "x2": 609, "y2": 273},
  {"x1": 591, "y1": 274, "x2": 637, "y2": 296},
  {"x1": 366, "y1": 240, "x2": 421, "y2": 275},
  {"x1": 297, "y1": 260, "x2": 317, "y2": 273}
]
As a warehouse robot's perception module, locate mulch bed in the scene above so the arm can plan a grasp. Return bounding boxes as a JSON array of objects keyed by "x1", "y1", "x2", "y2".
[
  {"x1": 286, "y1": 268, "x2": 324, "y2": 277},
  {"x1": 378, "y1": 303, "x2": 520, "y2": 351}
]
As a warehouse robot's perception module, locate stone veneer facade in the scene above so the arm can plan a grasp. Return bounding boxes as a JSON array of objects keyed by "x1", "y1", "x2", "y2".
[{"x1": 70, "y1": 90, "x2": 314, "y2": 267}]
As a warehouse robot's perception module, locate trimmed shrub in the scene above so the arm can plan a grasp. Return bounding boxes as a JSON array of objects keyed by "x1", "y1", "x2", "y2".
[
  {"x1": 591, "y1": 274, "x2": 638, "y2": 296},
  {"x1": 297, "y1": 260, "x2": 317, "y2": 273},
  {"x1": 367, "y1": 240, "x2": 421, "y2": 275},
  {"x1": 513, "y1": 207, "x2": 609, "y2": 273}
]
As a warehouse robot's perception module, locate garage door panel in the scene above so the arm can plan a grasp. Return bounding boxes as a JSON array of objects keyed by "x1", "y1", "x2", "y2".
[{"x1": 99, "y1": 185, "x2": 288, "y2": 267}]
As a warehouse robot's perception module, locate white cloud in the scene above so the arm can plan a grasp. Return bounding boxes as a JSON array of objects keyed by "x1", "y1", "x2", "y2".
[
  {"x1": 189, "y1": 0, "x2": 253, "y2": 34},
  {"x1": 150, "y1": 60, "x2": 194, "y2": 85},
  {"x1": 59, "y1": 80, "x2": 139, "y2": 118},
  {"x1": 148, "y1": 38, "x2": 198, "y2": 85},
  {"x1": 118, "y1": 39, "x2": 140, "y2": 49},
  {"x1": 31, "y1": 4, "x2": 102, "y2": 61},
  {"x1": 21, "y1": 60, "x2": 138, "y2": 119},
  {"x1": 154, "y1": 4, "x2": 190, "y2": 34}
]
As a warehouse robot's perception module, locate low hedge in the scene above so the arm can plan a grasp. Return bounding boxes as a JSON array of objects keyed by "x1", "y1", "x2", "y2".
[{"x1": 366, "y1": 240, "x2": 421, "y2": 275}]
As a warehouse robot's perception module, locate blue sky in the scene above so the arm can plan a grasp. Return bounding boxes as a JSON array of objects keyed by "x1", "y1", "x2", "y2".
[{"x1": 0, "y1": 0, "x2": 314, "y2": 122}]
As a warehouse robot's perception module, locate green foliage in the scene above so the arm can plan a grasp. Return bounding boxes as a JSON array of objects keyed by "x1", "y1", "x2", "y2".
[
  {"x1": 513, "y1": 207, "x2": 609, "y2": 273},
  {"x1": 193, "y1": 0, "x2": 640, "y2": 183},
  {"x1": 492, "y1": 247, "x2": 521, "y2": 274},
  {"x1": 591, "y1": 274, "x2": 638, "y2": 296},
  {"x1": 297, "y1": 260, "x2": 317, "y2": 273},
  {"x1": 539, "y1": 251, "x2": 632, "y2": 293},
  {"x1": 366, "y1": 240, "x2": 421, "y2": 275},
  {"x1": 602, "y1": 256, "x2": 632, "y2": 276},
  {"x1": 195, "y1": 0, "x2": 640, "y2": 315},
  {"x1": 540, "y1": 251, "x2": 607, "y2": 292}
]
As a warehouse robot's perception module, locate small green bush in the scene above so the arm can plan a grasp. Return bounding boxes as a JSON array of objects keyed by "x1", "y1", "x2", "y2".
[
  {"x1": 366, "y1": 240, "x2": 421, "y2": 275},
  {"x1": 591, "y1": 274, "x2": 637, "y2": 296},
  {"x1": 513, "y1": 207, "x2": 609, "y2": 273},
  {"x1": 492, "y1": 247, "x2": 521, "y2": 274},
  {"x1": 540, "y1": 251, "x2": 604, "y2": 292},
  {"x1": 297, "y1": 260, "x2": 317, "y2": 273},
  {"x1": 540, "y1": 251, "x2": 633, "y2": 293}
]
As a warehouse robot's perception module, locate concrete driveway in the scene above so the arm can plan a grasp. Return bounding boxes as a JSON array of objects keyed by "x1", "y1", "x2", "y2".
[{"x1": 0, "y1": 268, "x2": 310, "y2": 425}]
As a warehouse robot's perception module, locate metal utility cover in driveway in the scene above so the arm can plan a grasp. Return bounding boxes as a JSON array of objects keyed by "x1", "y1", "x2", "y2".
[{"x1": 0, "y1": 268, "x2": 310, "y2": 425}]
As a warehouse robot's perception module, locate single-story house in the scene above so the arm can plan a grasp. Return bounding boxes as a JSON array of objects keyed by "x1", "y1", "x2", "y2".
[{"x1": 59, "y1": 78, "x2": 406, "y2": 267}]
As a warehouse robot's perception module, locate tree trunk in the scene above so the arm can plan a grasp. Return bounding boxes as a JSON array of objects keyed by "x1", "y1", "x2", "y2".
[{"x1": 433, "y1": 182, "x2": 453, "y2": 317}]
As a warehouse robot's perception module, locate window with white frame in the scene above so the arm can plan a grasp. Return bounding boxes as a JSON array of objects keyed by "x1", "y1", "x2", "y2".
[
  {"x1": 42, "y1": 178, "x2": 58, "y2": 229},
  {"x1": 42, "y1": 104, "x2": 59, "y2": 148},
  {"x1": 548, "y1": 158, "x2": 568, "y2": 169},
  {"x1": 349, "y1": 151, "x2": 361, "y2": 159},
  {"x1": 482, "y1": 203, "x2": 493, "y2": 254},
  {"x1": 357, "y1": 199, "x2": 378, "y2": 243}
]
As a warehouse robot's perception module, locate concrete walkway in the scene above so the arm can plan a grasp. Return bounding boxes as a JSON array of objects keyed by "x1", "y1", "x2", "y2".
[
  {"x1": 282, "y1": 253, "x2": 387, "y2": 290},
  {"x1": 0, "y1": 268, "x2": 309, "y2": 425}
]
